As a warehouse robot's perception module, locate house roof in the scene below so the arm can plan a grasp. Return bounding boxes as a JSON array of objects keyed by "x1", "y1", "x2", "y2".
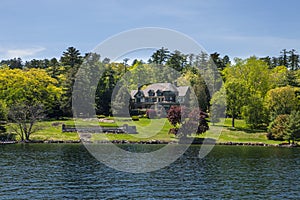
[
  {"x1": 130, "y1": 90, "x2": 138, "y2": 99},
  {"x1": 130, "y1": 83, "x2": 190, "y2": 98},
  {"x1": 143, "y1": 83, "x2": 178, "y2": 95},
  {"x1": 177, "y1": 86, "x2": 189, "y2": 97}
]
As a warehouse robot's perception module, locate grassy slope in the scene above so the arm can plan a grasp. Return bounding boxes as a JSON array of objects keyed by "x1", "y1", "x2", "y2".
[
  {"x1": 20, "y1": 117, "x2": 290, "y2": 144},
  {"x1": 200, "y1": 118, "x2": 282, "y2": 145}
]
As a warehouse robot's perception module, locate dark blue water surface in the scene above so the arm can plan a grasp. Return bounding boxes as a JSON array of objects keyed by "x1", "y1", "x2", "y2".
[{"x1": 0, "y1": 144, "x2": 299, "y2": 199}]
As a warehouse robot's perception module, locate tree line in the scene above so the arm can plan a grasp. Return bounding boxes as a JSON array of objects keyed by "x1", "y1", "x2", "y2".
[{"x1": 0, "y1": 47, "x2": 300, "y2": 142}]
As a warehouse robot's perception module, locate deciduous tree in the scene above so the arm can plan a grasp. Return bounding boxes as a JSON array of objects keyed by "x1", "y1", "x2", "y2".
[
  {"x1": 265, "y1": 86, "x2": 298, "y2": 121},
  {"x1": 167, "y1": 106, "x2": 208, "y2": 137},
  {"x1": 224, "y1": 57, "x2": 272, "y2": 128},
  {"x1": 8, "y1": 103, "x2": 44, "y2": 141}
]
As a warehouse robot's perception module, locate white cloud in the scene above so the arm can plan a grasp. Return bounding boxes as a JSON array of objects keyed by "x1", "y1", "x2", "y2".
[{"x1": 0, "y1": 47, "x2": 46, "y2": 60}]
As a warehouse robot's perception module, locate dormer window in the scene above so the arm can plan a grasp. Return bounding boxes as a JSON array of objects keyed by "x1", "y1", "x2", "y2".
[
  {"x1": 148, "y1": 89, "x2": 155, "y2": 96},
  {"x1": 156, "y1": 89, "x2": 163, "y2": 96},
  {"x1": 134, "y1": 90, "x2": 144, "y2": 98}
]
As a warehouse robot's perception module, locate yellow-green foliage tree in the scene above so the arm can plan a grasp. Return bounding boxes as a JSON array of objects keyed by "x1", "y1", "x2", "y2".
[
  {"x1": 270, "y1": 66, "x2": 289, "y2": 87},
  {"x1": 0, "y1": 67, "x2": 62, "y2": 109},
  {"x1": 0, "y1": 67, "x2": 62, "y2": 141},
  {"x1": 265, "y1": 86, "x2": 298, "y2": 121},
  {"x1": 224, "y1": 80, "x2": 249, "y2": 127}
]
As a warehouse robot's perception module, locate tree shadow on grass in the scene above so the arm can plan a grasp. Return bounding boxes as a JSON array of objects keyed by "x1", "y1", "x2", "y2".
[
  {"x1": 227, "y1": 126, "x2": 266, "y2": 133},
  {"x1": 210, "y1": 124, "x2": 266, "y2": 133}
]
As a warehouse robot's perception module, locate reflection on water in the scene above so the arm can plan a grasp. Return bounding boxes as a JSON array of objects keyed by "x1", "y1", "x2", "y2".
[{"x1": 0, "y1": 144, "x2": 299, "y2": 199}]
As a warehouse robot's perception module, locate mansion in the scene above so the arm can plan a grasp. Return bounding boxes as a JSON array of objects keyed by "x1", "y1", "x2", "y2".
[{"x1": 130, "y1": 83, "x2": 190, "y2": 111}]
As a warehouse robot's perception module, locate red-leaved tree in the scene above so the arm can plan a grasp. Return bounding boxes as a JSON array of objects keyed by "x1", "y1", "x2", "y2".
[{"x1": 167, "y1": 106, "x2": 209, "y2": 137}]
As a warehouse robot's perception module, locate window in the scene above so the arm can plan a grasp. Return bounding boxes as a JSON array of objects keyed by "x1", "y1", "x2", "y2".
[
  {"x1": 156, "y1": 90, "x2": 162, "y2": 96},
  {"x1": 148, "y1": 90, "x2": 155, "y2": 96}
]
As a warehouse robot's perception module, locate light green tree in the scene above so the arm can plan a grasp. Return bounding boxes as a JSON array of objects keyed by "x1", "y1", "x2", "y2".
[
  {"x1": 224, "y1": 57, "x2": 273, "y2": 128},
  {"x1": 225, "y1": 80, "x2": 249, "y2": 128},
  {"x1": 242, "y1": 94, "x2": 268, "y2": 129},
  {"x1": 265, "y1": 86, "x2": 298, "y2": 121},
  {"x1": 270, "y1": 65, "x2": 289, "y2": 87}
]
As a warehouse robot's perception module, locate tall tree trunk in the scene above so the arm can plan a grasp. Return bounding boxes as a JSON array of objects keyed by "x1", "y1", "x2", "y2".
[
  {"x1": 231, "y1": 109, "x2": 235, "y2": 128},
  {"x1": 25, "y1": 134, "x2": 30, "y2": 141},
  {"x1": 19, "y1": 124, "x2": 24, "y2": 141}
]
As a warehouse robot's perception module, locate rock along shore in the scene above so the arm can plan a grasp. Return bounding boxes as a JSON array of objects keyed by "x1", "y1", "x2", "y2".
[{"x1": 0, "y1": 140, "x2": 299, "y2": 147}]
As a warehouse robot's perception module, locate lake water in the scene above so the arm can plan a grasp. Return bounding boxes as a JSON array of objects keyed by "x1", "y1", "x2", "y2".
[{"x1": 0, "y1": 144, "x2": 299, "y2": 199}]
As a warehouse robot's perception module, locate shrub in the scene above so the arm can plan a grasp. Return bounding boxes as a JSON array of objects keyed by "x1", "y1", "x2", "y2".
[
  {"x1": 0, "y1": 133, "x2": 16, "y2": 141},
  {"x1": 51, "y1": 122, "x2": 62, "y2": 127},
  {"x1": 168, "y1": 128, "x2": 178, "y2": 135},
  {"x1": 285, "y1": 110, "x2": 300, "y2": 144},
  {"x1": 267, "y1": 111, "x2": 300, "y2": 144},
  {"x1": 0, "y1": 125, "x2": 6, "y2": 133},
  {"x1": 131, "y1": 116, "x2": 139, "y2": 121},
  {"x1": 267, "y1": 114, "x2": 289, "y2": 140}
]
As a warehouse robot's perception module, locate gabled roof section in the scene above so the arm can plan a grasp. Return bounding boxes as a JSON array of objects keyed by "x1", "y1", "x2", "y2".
[
  {"x1": 131, "y1": 83, "x2": 189, "y2": 98},
  {"x1": 143, "y1": 83, "x2": 178, "y2": 95},
  {"x1": 177, "y1": 86, "x2": 189, "y2": 97},
  {"x1": 132, "y1": 90, "x2": 145, "y2": 98},
  {"x1": 162, "y1": 83, "x2": 178, "y2": 92},
  {"x1": 130, "y1": 90, "x2": 137, "y2": 99}
]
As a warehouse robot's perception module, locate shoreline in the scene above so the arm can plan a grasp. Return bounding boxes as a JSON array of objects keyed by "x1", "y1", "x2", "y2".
[{"x1": 1, "y1": 140, "x2": 299, "y2": 147}]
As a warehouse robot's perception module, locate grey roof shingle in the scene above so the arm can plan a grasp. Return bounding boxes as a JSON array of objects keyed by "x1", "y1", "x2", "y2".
[
  {"x1": 130, "y1": 83, "x2": 189, "y2": 98},
  {"x1": 177, "y1": 86, "x2": 189, "y2": 97}
]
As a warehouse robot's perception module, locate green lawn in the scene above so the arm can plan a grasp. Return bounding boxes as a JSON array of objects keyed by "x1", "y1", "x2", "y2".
[
  {"x1": 20, "y1": 117, "x2": 175, "y2": 142},
  {"x1": 92, "y1": 117, "x2": 175, "y2": 142},
  {"x1": 203, "y1": 118, "x2": 284, "y2": 145},
  {"x1": 24, "y1": 120, "x2": 79, "y2": 141},
  {"x1": 7, "y1": 117, "x2": 295, "y2": 145}
]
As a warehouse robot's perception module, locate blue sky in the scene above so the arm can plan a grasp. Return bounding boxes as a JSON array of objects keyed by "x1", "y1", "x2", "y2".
[{"x1": 1, "y1": 0, "x2": 300, "y2": 61}]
